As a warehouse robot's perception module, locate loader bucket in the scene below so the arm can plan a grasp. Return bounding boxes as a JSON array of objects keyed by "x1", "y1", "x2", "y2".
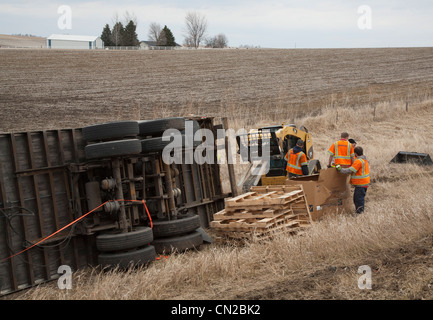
[{"x1": 390, "y1": 151, "x2": 433, "y2": 165}]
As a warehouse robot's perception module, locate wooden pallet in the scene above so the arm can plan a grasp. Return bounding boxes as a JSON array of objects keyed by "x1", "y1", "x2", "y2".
[
  {"x1": 210, "y1": 213, "x2": 298, "y2": 232},
  {"x1": 250, "y1": 185, "x2": 305, "y2": 194},
  {"x1": 211, "y1": 184, "x2": 313, "y2": 244},
  {"x1": 212, "y1": 223, "x2": 303, "y2": 244},
  {"x1": 224, "y1": 190, "x2": 304, "y2": 210},
  {"x1": 213, "y1": 207, "x2": 293, "y2": 220},
  {"x1": 290, "y1": 198, "x2": 311, "y2": 220}
]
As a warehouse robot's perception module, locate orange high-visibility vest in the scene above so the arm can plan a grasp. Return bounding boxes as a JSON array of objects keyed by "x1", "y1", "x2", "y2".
[
  {"x1": 285, "y1": 149, "x2": 308, "y2": 175},
  {"x1": 328, "y1": 140, "x2": 354, "y2": 167},
  {"x1": 349, "y1": 158, "x2": 370, "y2": 187}
]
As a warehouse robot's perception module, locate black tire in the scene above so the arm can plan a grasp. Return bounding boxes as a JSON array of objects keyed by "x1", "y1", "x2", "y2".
[
  {"x1": 138, "y1": 117, "x2": 186, "y2": 137},
  {"x1": 85, "y1": 139, "x2": 141, "y2": 159},
  {"x1": 180, "y1": 120, "x2": 200, "y2": 134},
  {"x1": 152, "y1": 214, "x2": 201, "y2": 238},
  {"x1": 96, "y1": 227, "x2": 154, "y2": 252},
  {"x1": 151, "y1": 231, "x2": 203, "y2": 254},
  {"x1": 98, "y1": 246, "x2": 156, "y2": 269},
  {"x1": 82, "y1": 121, "x2": 139, "y2": 142},
  {"x1": 181, "y1": 120, "x2": 202, "y2": 148},
  {"x1": 140, "y1": 135, "x2": 185, "y2": 153}
]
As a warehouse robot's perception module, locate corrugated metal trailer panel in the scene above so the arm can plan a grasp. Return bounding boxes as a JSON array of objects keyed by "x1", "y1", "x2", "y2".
[
  {"x1": 0, "y1": 129, "x2": 94, "y2": 295},
  {"x1": 0, "y1": 118, "x2": 228, "y2": 296}
]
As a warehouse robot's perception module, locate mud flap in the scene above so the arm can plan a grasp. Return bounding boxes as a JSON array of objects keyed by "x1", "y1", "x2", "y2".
[{"x1": 195, "y1": 227, "x2": 214, "y2": 244}]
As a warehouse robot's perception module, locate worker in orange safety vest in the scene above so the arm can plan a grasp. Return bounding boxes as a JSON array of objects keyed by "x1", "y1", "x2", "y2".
[
  {"x1": 327, "y1": 132, "x2": 355, "y2": 168},
  {"x1": 285, "y1": 139, "x2": 309, "y2": 178},
  {"x1": 336, "y1": 146, "x2": 370, "y2": 214}
]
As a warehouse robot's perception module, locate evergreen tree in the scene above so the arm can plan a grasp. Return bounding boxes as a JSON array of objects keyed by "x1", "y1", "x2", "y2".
[
  {"x1": 111, "y1": 22, "x2": 124, "y2": 47},
  {"x1": 100, "y1": 24, "x2": 113, "y2": 47},
  {"x1": 123, "y1": 20, "x2": 139, "y2": 46},
  {"x1": 161, "y1": 25, "x2": 176, "y2": 46}
]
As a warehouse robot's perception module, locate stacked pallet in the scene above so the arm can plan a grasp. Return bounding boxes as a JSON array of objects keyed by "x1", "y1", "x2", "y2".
[{"x1": 210, "y1": 185, "x2": 312, "y2": 243}]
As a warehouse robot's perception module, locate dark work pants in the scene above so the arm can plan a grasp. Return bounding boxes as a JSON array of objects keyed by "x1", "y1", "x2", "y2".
[{"x1": 354, "y1": 187, "x2": 367, "y2": 214}]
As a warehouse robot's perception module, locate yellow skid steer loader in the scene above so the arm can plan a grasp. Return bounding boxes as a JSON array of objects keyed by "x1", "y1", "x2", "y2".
[{"x1": 236, "y1": 124, "x2": 321, "y2": 192}]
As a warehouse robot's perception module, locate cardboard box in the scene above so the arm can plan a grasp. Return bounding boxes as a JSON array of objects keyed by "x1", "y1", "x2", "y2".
[{"x1": 285, "y1": 168, "x2": 351, "y2": 221}]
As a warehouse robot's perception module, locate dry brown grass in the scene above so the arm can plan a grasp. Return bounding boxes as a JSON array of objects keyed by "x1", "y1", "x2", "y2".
[{"x1": 10, "y1": 96, "x2": 433, "y2": 301}]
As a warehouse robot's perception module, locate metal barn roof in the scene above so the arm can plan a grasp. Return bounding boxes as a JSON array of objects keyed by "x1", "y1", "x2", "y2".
[{"x1": 47, "y1": 34, "x2": 100, "y2": 42}]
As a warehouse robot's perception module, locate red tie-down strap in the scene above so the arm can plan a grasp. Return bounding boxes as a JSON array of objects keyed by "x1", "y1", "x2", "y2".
[{"x1": 0, "y1": 199, "x2": 152, "y2": 263}]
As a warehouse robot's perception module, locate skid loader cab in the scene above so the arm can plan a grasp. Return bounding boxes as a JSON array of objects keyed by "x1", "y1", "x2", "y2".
[
  {"x1": 277, "y1": 125, "x2": 314, "y2": 159},
  {"x1": 236, "y1": 123, "x2": 321, "y2": 192},
  {"x1": 258, "y1": 125, "x2": 285, "y2": 177}
]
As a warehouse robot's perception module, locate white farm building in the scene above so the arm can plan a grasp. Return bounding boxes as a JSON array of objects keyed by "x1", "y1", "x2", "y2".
[{"x1": 47, "y1": 34, "x2": 104, "y2": 49}]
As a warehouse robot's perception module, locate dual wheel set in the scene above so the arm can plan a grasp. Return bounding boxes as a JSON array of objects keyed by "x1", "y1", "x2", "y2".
[
  {"x1": 83, "y1": 118, "x2": 200, "y2": 160},
  {"x1": 81, "y1": 118, "x2": 204, "y2": 269},
  {"x1": 95, "y1": 214, "x2": 203, "y2": 269}
]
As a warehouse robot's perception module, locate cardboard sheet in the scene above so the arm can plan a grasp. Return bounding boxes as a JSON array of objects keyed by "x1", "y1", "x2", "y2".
[{"x1": 285, "y1": 168, "x2": 351, "y2": 220}]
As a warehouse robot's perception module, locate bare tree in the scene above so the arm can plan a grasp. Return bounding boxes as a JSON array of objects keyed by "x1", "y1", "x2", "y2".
[
  {"x1": 206, "y1": 33, "x2": 228, "y2": 48},
  {"x1": 214, "y1": 34, "x2": 228, "y2": 48},
  {"x1": 111, "y1": 21, "x2": 124, "y2": 46},
  {"x1": 112, "y1": 10, "x2": 138, "y2": 26},
  {"x1": 111, "y1": 11, "x2": 120, "y2": 26},
  {"x1": 184, "y1": 11, "x2": 207, "y2": 48},
  {"x1": 158, "y1": 29, "x2": 167, "y2": 46},
  {"x1": 148, "y1": 22, "x2": 162, "y2": 43},
  {"x1": 123, "y1": 10, "x2": 137, "y2": 26},
  {"x1": 183, "y1": 37, "x2": 195, "y2": 48}
]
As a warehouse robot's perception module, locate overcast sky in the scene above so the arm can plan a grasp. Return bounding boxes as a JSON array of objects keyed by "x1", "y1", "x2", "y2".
[{"x1": 1, "y1": 0, "x2": 432, "y2": 48}]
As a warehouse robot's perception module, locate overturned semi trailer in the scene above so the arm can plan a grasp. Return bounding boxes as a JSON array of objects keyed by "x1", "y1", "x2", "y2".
[{"x1": 0, "y1": 117, "x2": 230, "y2": 296}]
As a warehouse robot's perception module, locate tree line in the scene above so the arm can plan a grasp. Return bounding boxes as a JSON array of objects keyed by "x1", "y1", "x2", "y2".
[{"x1": 100, "y1": 11, "x2": 228, "y2": 48}]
